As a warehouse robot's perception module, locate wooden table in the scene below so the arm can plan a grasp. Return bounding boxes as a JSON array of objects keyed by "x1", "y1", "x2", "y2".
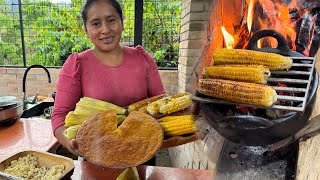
[
  {"x1": 0, "y1": 118, "x2": 58, "y2": 162},
  {"x1": 71, "y1": 160, "x2": 214, "y2": 180}
]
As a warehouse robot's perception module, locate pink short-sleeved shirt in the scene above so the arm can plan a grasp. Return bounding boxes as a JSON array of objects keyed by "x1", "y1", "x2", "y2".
[{"x1": 51, "y1": 46, "x2": 165, "y2": 132}]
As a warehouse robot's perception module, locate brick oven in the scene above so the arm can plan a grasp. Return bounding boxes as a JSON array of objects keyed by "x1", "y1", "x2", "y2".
[{"x1": 170, "y1": 0, "x2": 320, "y2": 173}]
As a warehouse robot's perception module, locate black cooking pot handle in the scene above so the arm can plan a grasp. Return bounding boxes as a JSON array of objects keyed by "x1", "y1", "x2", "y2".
[{"x1": 246, "y1": 29, "x2": 295, "y2": 56}]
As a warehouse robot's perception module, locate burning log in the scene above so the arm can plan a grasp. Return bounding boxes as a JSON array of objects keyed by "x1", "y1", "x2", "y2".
[
  {"x1": 295, "y1": 13, "x2": 313, "y2": 56},
  {"x1": 297, "y1": 0, "x2": 320, "y2": 10},
  {"x1": 309, "y1": 12, "x2": 320, "y2": 57}
]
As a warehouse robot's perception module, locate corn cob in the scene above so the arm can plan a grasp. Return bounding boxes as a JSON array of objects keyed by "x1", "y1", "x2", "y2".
[
  {"x1": 146, "y1": 93, "x2": 192, "y2": 115},
  {"x1": 128, "y1": 94, "x2": 168, "y2": 112},
  {"x1": 212, "y1": 48, "x2": 293, "y2": 70},
  {"x1": 74, "y1": 105, "x2": 100, "y2": 115},
  {"x1": 198, "y1": 79, "x2": 277, "y2": 107},
  {"x1": 65, "y1": 111, "x2": 126, "y2": 127},
  {"x1": 77, "y1": 97, "x2": 126, "y2": 115},
  {"x1": 65, "y1": 111, "x2": 91, "y2": 127},
  {"x1": 159, "y1": 93, "x2": 193, "y2": 115},
  {"x1": 202, "y1": 65, "x2": 270, "y2": 84},
  {"x1": 159, "y1": 115, "x2": 197, "y2": 136},
  {"x1": 64, "y1": 125, "x2": 80, "y2": 140},
  {"x1": 137, "y1": 105, "x2": 148, "y2": 113},
  {"x1": 158, "y1": 115, "x2": 196, "y2": 123}
]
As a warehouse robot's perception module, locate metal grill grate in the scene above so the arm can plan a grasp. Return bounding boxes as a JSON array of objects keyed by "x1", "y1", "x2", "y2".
[{"x1": 193, "y1": 56, "x2": 316, "y2": 112}]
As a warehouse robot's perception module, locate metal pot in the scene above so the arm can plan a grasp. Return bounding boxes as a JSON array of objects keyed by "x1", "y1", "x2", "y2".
[{"x1": 0, "y1": 101, "x2": 23, "y2": 126}]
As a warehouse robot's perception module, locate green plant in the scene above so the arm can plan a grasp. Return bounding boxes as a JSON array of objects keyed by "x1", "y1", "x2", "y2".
[{"x1": 0, "y1": 0, "x2": 181, "y2": 67}]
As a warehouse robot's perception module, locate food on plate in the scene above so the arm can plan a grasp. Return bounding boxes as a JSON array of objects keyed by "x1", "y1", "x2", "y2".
[
  {"x1": 147, "y1": 92, "x2": 193, "y2": 115},
  {"x1": 76, "y1": 110, "x2": 163, "y2": 168},
  {"x1": 158, "y1": 115, "x2": 197, "y2": 137},
  {"x1": 128, "y1": 93, "x2": 168, "y2": 112},
  {"x1": 3, "y1": 154, "x2": 64, "y2": 180},
  {"x1": 212, "y1": 48, "x2": 293, "y2": 70},
  {"x1": 198, "y1": 78, "x2": 277, "y2": 107},
  {"x1": 202, "y1": 65, "x2": 271, "y2": 84}
]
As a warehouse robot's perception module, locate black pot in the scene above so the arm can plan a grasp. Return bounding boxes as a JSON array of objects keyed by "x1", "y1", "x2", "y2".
[{"x1": 198, "y1": 29, "x2": 319, "y2": 146}]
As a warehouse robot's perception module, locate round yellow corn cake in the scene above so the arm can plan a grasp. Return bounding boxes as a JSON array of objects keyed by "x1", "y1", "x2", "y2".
[{"x1": 76, "y1": 110, "x2": 163, "y2": 168}]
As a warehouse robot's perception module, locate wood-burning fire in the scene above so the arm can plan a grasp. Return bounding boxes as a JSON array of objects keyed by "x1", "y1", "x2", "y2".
[{"x1": 220, "y1": 0, "x2": 320, "y2": 57}]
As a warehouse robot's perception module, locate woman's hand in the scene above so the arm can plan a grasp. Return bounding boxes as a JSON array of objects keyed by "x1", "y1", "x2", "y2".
[
  {"x1": 54, "y1": 125, "x2": 81, "y2": 157},
  {"x1": 68, "y1": 139, "x2": 80, "y2": 156}
]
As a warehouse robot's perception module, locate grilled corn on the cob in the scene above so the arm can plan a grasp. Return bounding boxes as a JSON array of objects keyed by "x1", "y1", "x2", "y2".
[
  {"x1": 198, "y1": 79, "x2": 277, "y2": 107},
  {"x1": 212, "y1": 48, "x2": 292, "y2": 70},
  {"x1": 147, "y1": 93, "x2": 193, "y2": 115},
  {"x1": 159, "y1": 115, "x2": 197, "y2": 136},
  {"x1": 128, "y1": 94, "x2": 168, "y2": 112},
  {"x1": 159, "y1": 93, "x2": 193, "y2": 115},
  {"x1": 202, "y1": 65, "x2": 270, "y2": 84}
]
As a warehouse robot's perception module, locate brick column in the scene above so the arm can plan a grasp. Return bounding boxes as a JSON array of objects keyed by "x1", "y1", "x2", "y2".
[
  {"x1": 177, "y1": 0, "x2": 211, "y2": 93},
  {"x1": 168, "y1": 0, "x2": 225, "y2": 171}
]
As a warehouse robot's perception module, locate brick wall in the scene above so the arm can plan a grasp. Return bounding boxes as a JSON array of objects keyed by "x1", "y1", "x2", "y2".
[
  {"x1": 168, "y1": 0, "x2": 225, "y2": 171},
  {"x1": 0, "y1": 67, "x2": 178, "y2": 98}
]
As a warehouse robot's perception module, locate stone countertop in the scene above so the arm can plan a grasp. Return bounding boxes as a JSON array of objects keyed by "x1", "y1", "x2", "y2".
[{"x1": 0, "y1": 118, "x2": 58, "y2": 162}]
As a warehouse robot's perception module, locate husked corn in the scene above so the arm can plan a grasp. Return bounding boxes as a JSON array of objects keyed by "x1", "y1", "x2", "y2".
[
  {"x1": 128, "y1": 94, "x2": 168, "y2": 112},
  {"x1": 159, "y1": 93, "x2": 193, "y2": 115},
  {"x1": 198, "y1": 79, "x2": 277, "y2": 107},
  {"x1": 213, "y1": 48, "x2": 293, "y2": 70},
  {"x1": 202, "y1": 65, "x2": 270, "y2": 84},
  {"x1": 159, "y1": 115, "x2": 197, "y2": 136}
]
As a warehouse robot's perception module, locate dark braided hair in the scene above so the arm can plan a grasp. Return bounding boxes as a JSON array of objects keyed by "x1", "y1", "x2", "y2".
[{"x1": 81, "y1": 0, "x2": 123, "y2": 31}]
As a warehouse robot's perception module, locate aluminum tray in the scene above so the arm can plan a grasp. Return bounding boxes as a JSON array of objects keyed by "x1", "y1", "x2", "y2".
[{"x1": 0, "y1": 150, "x2": 74, "y2": 180}]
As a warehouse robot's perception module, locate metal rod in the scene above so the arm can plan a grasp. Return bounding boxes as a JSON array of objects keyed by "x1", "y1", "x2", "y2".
[
  {"x1": 134, "y1": 0, "x2": 143, "y2": 46},
  {"x1": 18, "y1": 0, "x2": 26, "y2": 67}
]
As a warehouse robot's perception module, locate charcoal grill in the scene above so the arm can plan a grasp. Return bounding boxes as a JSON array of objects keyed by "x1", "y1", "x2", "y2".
[{"x1": 193, "y1": 29, "x2": 319, "y2": 146}]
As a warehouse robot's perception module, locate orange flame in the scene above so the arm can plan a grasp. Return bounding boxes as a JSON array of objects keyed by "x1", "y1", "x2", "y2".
[
  {"x1": 247, "y1": 0, "x2": 256, "y2": 33},
  {"x1": 221, "y1": 26, "x2": 235, "y2": 49}
]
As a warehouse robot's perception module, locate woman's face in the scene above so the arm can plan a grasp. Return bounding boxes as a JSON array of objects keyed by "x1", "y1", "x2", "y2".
[{"x1": 85, "y1": 1, "x2": 123, "y2": 53}]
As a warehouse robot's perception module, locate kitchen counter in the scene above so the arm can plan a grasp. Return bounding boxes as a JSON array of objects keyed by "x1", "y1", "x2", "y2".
[
  {"x1": 0, "y1": 118, "x2": 214, "y2": 179},
  {"x1": 0, "y1": 118, "x2": 58, "y2": 162},
  {"x1": 71, "y1": 160, "x2": 214, "y2": 180}
]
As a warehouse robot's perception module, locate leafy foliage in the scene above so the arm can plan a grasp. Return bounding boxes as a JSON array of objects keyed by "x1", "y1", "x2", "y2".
[{"x1": 0, "y1": 0, "x2": 181, "y2": 67}]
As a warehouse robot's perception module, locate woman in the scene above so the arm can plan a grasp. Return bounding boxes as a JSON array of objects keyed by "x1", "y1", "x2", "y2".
[{"x1": 51, "y1": 0, "x2": 164, "y2": 157}]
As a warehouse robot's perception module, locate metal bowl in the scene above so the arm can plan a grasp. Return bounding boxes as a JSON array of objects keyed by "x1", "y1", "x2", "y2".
[{"x1": 0, "y1": 102, "x2": 23, "y2": 126}]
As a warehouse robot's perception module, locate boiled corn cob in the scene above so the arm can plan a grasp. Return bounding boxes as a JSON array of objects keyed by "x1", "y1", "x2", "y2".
[
  {"x1": 128, "y1": 94, "x2": 168, "y2": 112},
  {"x1": 202, "y1": 65, "x2": 270, "y2": 84},
  {"x1": 213, "y1": 48, "x2": 292, "y2": 70},
  {"x1": 158, "y1": 115, "x2": 196, "y2": 123},
  {"x1": 159, "y1": 115, "x2": 197, "y2": 136},
  {"x1": 198, "y1": 79, "x2": 277, "y2": 107},
  {"x1": 159, "y1": 93, "x2": 193, "y2": 115},
  {"x1": 77, "y1": 97, "x2": 126, "y2": 115}
]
